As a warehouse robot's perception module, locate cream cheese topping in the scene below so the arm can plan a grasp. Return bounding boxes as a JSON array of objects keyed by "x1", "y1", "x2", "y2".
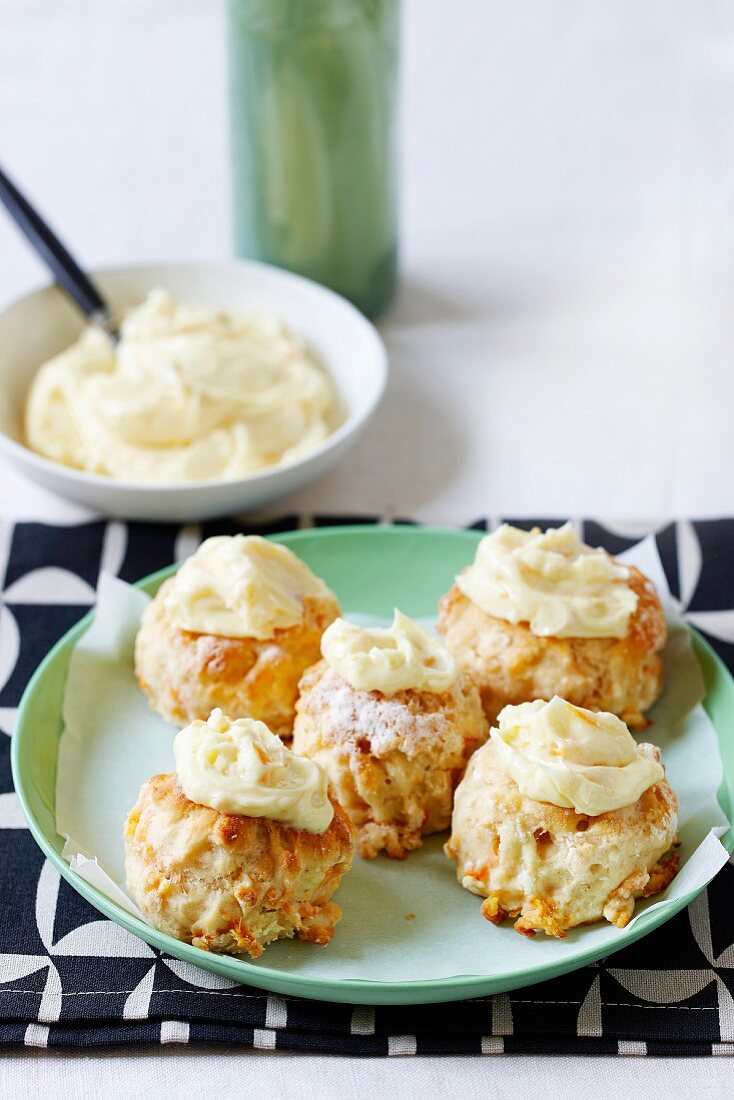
[
  {"x1": 25, "y1": 289, "x2": 339, "y2": 483},
  {"x1": 173, "y1": 708, "x2": 333, "y2": 832},
  {"x1": 457, "y1": 523, "x2": 638, "y2": 638},
  {"x1": 491, "y1": 697, "x2": 664, "y2": 815},
  {"x1": 163, "y1": 534, "x2": 336, "y2": 640},
  {"x1": 321, "y1": 610, "x2": 457, "y2": 695}
]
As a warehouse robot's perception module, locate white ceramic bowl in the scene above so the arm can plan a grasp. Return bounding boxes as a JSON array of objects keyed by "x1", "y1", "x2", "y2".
[{"x1": 0, "y1": 260, "x2": 387, "y2": 521}]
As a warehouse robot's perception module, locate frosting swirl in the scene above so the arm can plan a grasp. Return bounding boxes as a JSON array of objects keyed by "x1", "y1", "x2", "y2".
[
  {"x1": 163, "y1": 535, "x2": 336, "y2": 640},
  {"x1": 491, "y1": 697, "x2": 664, "y2": 815},
  {"x1": 25, "y1": 289, "x2": 338, "y2": 483},
  {"x1": 321, "y1": 610, "x2": 457, "y2": 694},
  {"x1": 174, "y1": 709, "x2": 333, "y2": 832},
  {"x1": 457, "y1": 523, "x2": 637, "y2": 638}
]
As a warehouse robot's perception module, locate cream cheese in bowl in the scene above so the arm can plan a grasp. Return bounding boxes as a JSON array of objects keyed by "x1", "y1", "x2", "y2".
[
  {"x1": 0, "y1": 260, "x2": 387, "y2": 521},
  {"x1": 25, "y1": 289, "x2": 341, "y2": 483}
]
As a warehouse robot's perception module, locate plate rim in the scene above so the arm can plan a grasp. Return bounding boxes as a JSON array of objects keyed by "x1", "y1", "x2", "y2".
[{"x1": 10, "y1": 523, "x2": 734, "y2": 1006}]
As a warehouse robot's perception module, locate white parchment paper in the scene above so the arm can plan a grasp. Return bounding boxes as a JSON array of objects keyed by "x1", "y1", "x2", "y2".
[{"x1": 55, "y1": 544, "x2": 731, "y2": 983}]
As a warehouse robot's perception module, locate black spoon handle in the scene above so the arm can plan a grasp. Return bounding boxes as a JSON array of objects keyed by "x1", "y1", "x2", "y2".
[{"x1": 0, "y1": 163, "x2": 117, "y2": 336}]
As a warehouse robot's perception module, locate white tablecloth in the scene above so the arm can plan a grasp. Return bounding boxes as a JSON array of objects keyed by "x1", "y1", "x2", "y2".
[{"x1": 1, "y1": 0, "x2": 732, "y2": 1092}]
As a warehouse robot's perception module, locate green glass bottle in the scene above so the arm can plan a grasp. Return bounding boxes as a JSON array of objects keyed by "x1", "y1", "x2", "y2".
[{"x1": 228, "y1": 0, "x2": 399, "y2": 318}]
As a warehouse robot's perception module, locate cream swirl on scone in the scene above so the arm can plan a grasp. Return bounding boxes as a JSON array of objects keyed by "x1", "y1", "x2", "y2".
[
  {"x1": 321, "y1": 610, "x2": 457, "y2": 694},
  {"x1": 174, "y1": 708, "x2": 333, "y2": 832},
  {"x1": 457, "y1": 523, "x2": 638, "y2": 638},
  {"x1": 491, "y1": 697, "x2": 664, "y2": 815},
  {"x1": 163, "y1": 534, "x2": 336, "y2": 640}
]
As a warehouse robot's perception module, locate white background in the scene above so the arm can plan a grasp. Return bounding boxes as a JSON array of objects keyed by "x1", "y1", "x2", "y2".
[
  {"x1": 2, "y1": 0, "x2": 734, "y2": 523},
  {"x1": 1, "y1": 0, "x2": 733, "y2": 1093}
]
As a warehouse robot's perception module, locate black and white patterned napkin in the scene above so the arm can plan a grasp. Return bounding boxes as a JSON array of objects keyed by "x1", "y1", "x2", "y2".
[{"x1": 1, "y1": 515, "x2": 733, "y2": 1055}]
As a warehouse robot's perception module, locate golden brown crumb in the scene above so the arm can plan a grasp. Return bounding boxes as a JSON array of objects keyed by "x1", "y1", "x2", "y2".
[
  {"x1": 124, "y1": 773, "x2": 356, "y2": 958},
  {"x1": 292, "y1": 662, "x2": 488, "y2": 859},
  {"x1": 437, "y1": 565, "x2": 666, "y2": 728},
  {"x1": 135, "y1": 582, "x2": 341, "y2": 734},
  {"x1": 446, "y1": 738, "x2": 678, "y2": 938}
]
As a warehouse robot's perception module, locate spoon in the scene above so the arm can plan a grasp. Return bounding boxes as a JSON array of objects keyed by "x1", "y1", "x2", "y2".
[{"x1": 0, "y1": 163, "x2": 119, "y2": 342}]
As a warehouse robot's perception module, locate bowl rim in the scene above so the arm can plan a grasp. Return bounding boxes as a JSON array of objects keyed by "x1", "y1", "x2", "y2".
[{"x1": 0, "y1": 257, "x2": 388, "y2": 494}]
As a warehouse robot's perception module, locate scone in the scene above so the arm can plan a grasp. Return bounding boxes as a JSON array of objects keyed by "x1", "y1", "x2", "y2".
[
  {"x1": 445, "y1": 697, "x2": 679, "y2": 937},
  {"x1": 135, "y1": 534, "x2": 341, "y2": 734},
  {"x1": 292, "y1": 610, "x2": 488, "y2": 859},
  {"x1": 124, "y1": 710, "x2": 355, "y2": 958},
  {"x1": 438, "y1": 523, "x2": 666, "y2": 729}
]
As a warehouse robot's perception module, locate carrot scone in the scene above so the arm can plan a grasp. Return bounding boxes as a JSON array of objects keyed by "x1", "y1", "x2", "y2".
[
  {"x1": 292, "y1": 611, "x2": 488, "y2": 859},
  {"x1": 124, "y1": 709, "x2": 356, "y2": 958},
  {"x1": 135, "y1": 535, "x2": 341, "y2": 734},
  {"x1": 437, "y1": 523, "x2": 666, "y2": 729},
  {"x1": 445, "y1": 697, "x2": 679, "y2": 938}
]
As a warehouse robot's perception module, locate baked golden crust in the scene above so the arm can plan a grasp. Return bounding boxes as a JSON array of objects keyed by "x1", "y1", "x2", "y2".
[
  {"x1": 292, "y1": 661, "x2": 488, "y2": 859},
  {"x1": 124, "y1": 773, "x2": 356, "y2": 958},
  {"x1": 437, "y1": 565, "x2": 666, "y2": 729},
  {"x1": 445, "y1": 738, "x2": 679, "y2": 938},
  {"x1": 134, "y1": 579, "x2": 341, "y2": 735}
]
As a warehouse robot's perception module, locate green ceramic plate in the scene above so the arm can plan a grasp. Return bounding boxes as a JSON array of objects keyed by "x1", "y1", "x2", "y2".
[{"x1": 11, "y1": 525, "x2": 734, "y2": 1005}]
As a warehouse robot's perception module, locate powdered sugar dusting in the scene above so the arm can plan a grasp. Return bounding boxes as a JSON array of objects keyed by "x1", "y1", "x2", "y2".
[{"x1": 304, "y1": 667, "x2": 456, "y2": 759}]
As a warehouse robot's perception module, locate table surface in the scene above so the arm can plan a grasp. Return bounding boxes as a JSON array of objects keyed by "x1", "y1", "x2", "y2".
[{"x1": 2, "y1": 0, "x2": 733, "y2": 1093}]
